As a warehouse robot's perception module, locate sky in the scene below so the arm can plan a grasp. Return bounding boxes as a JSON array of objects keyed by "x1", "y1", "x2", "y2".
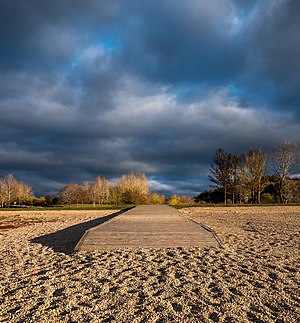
[{"x1": 0, "y1": 0, "x2": 300, "y2": 197}]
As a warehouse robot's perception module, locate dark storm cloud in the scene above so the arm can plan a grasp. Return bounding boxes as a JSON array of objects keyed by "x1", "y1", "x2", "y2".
[
  {"x1": 119, "y1": 0, "x2": 245, "y2": 84},
  {"x1": 0, "y1": 0, "x2": 121, "y2": 71},
  {"x1": 0, "y1": 0, "x2": 299, "y2": 196},
  {"x1": 238, "y1": 0, "x2": 300, "y2": 114}
]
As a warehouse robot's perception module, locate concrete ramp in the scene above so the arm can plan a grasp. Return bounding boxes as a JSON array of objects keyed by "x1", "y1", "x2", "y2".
[{"x1": 75, "y1": 205, "x2": 219, "y2": 251}]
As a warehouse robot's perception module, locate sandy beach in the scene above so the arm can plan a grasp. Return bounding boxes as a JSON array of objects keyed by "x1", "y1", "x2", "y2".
[{"x1": 0, "y1": 207, "x2": 299, "y2": 322}]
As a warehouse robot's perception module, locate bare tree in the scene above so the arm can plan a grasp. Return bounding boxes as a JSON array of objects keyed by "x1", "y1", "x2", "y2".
[
  {"x1": 0, "y1": 174, "x2": 34, "y2": 207},
  {"x1": 109, "y1": 183, "x2": 122, "y2": 205},
  {"x1": 0, "y1": 179, "x2": 6, "y2": 207},
  {"x1": 58, "y1": 183, "x2": 80, "y2": 205},
  {"x1": 79, "y1": 182, "x2": 90, "y2": 204},
  {"x1": 119, "y1": 173, "x2": 149, "y2": 204},
  {"x1": 4, "y1": 173, "x2": 18, "y2": 205},
  {"x1": 15, "y1": 182, "x2": 34, "y2": 204},
  {"x1": 242, "y1": 149, "x2": 268, "y2": 204},
  {"x1": 102, "y1": 178, "x2": 110, "y2": 204},
  {"x1": 89, "y1": 181, "x2": 98, "y2": 207},
  {"x1": 271, "y1": 141, "x2": 299, "y2": 203},
  {"x1": 209, "y1": 148, "x2": 232, "y2": 204},
  {"x1": 0, "y1": 174, "x2": 18, "y2": 207},
  {"x1": 228, "y1": 153, "x2": 242, "y2": 204},
  {"x1": 90, "y1": 176, "x2": 110, "y2": 205}
]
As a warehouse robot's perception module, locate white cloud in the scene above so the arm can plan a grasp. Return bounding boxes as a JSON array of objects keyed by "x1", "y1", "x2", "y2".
[{"x1": 149, "y1": 179, "x2": 175, "y2": 192}]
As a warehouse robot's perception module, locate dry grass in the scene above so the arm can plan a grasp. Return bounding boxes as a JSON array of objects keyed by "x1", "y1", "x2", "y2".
[{"x1": 0, "y1": 207, "x2": 299, "y2": 322}]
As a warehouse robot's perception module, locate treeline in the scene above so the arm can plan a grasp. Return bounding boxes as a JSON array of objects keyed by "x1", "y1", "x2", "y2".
[
  {"x1": 59, "y1": 173, "x2": 151, "y2": 205},
  {"x1": 197, "y1": 141, "x2": 300, "y2": 205},
  {"x1": 0, "y1": 174, "x2": 34, "y2": 207},
  {"x1": 58, "y1": 173, "x2": 173, "y2": 206},
  {"x1": 0, "y1": 172, "x2": 195, "y2": 208},
  {"x1": 3, "y1": 141, "x2": 298, "y2": 208},
  {"x1": 58, "y1": 174, "x2": 198, "y2": 206}
]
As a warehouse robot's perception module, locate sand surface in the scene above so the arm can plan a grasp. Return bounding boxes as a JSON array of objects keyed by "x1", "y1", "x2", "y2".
[{"x1": 0, "y1": 207, "x2": 299, "y2": 322}]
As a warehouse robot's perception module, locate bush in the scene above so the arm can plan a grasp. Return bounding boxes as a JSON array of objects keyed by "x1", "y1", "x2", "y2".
[{"x1": 149, "y1": 193, "x2": 165, "y2": 204}]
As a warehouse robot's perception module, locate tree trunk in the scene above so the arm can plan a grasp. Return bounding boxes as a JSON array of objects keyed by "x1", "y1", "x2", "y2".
[
  {"x1": 279, "y1": 178, "x2": 284, "y2": 204},
  {"x1": 224, "y1": 187, "x2": 227, "y2": 205}
]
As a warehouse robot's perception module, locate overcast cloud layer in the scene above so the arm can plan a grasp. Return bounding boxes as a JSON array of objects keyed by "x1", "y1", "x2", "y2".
[{"x1": 0, "y1": 0, "x2": 299, "y2": 196}]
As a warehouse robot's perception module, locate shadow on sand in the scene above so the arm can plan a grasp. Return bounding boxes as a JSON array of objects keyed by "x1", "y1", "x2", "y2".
[{"x1": 31, "y1": 209, "x2": 127, "y2": 255}]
